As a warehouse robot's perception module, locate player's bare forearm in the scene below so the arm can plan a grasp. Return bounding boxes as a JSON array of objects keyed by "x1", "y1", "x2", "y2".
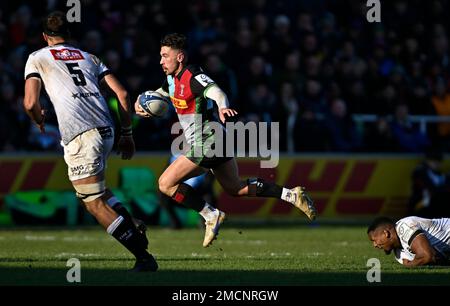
[
  {"x1": 24, "y1": 78, "x2": 45, "y2": 132},
  {"x1": 103, "y1": 74, "x2": 132, "y2": 128},
  {"x1": 405, "y1": 234, "x2": 437, "y2": 266},
  {"x1": 403, "y1": 254, "x2": 435, "y2": 266},
  {"x1": 103, "y1": 74, "x2": 135, "y2": 159},
  {"x1": 24, "y1": 105, "x2": 43, "y2": 125},
  {"x1": 118, "y1": 93, "x2": 133, "y2": 127}
]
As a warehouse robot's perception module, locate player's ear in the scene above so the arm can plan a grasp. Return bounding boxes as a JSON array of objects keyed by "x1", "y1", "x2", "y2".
[
  {"x1": 385, "y1": 229, "x2": 391, "y2": 239},
  {"x1": 42, "y1": 33, "x2": 47, "y2": 42},
  {"x1": 177, "y1": 52, "x2": 185, "y2": 63}
]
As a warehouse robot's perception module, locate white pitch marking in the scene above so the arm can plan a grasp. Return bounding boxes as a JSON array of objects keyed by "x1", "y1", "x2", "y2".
[{"x1": 25, "y1": 235, "x2": 56, "y2": 241}]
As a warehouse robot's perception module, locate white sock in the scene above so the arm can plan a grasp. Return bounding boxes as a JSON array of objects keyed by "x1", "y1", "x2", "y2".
[
  {"x1": 281, "y1": 188, "x2": 295, "y2": 204},
  {"x1": 199, "y1": 203, "x2": 218, "y2": 221}
]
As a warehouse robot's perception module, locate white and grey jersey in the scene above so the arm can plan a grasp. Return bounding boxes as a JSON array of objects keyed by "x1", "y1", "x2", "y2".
[
  {"x1": 395, "y1": 216, "x2": 450, "y2": 259},
  {"x1": 24, "y1": 43, "x2": 113, "y2": 145}
]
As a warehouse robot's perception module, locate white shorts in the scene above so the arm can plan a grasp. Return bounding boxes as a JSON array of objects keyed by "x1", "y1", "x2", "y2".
[{"x1": 62, "y1": 127, "x2": 114, "y2": 181}]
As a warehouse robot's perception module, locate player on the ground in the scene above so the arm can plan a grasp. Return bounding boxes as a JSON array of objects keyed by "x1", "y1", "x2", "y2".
[
  {"x1": 135, "y1": 33, "x2": 317, "y2": 247},
  {"x1": 23, "y1": 11, "x2": 157, "y2": 272},
  {"x1": 367, "y1": 216, "x2": 450, "y2": 266}
]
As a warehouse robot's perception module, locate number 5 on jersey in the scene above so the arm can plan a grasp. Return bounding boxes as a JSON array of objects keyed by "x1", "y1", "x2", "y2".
[{"x1": 66, "y1": 63, "x2": 86, "y2": 86}]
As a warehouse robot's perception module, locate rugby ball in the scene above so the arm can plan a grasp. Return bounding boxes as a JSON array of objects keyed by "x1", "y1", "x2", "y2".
[{"x1": 138, "y1": 91, "x2": 169, "y2": 117}]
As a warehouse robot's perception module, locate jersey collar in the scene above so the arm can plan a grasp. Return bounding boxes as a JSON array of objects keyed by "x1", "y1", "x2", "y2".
[{"x1": 175, "y1": 66, "x2": 188, "y2": 80}]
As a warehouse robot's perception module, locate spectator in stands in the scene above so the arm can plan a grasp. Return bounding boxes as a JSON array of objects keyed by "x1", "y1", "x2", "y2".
[
  {"x1": 431, "y1": 77, "x2": 450, "y2": 149},
  {"x1": 408, "y1": 147, "x2": 450, "y2": 217},
  {"x1": 324, "y1": 98, "x2": 361, "y2": 152},
  {"x1": 204, "y1": 53, "x2": 238, "y2": 105},
  {"x1": 2, "y1": 1, "x2": 450, "y2": 153},
  {"x1": 391, "y1": 103, "x2": 430, "y2": 152},
  {"x1": 363, "y1": 116, "x2": 397, "y2": 152}
]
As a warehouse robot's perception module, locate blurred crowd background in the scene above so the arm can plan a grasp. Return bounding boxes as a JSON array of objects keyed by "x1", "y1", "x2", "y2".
[{"x1": 1, "y1": 0, "x2": 450, "y2": 154}]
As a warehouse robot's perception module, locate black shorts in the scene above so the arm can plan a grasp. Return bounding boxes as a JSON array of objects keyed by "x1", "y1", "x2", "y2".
[{"x1": 185, "y1": 151, "x2": 233, "y2": 169}]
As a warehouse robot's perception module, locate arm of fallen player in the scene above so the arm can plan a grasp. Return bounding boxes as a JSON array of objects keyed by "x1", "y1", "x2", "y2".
[{"x1": 403, "y1": 233, "x2": 437, "y2": 266}]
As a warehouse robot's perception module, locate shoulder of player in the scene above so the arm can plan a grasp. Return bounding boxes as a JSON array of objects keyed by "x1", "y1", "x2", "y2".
[
  {"x1": 186, "y1": 65, "x2": 215, "y2": 88},
  {"x1": 395, "y1": 217, "x2": 413, "y2": 235},
  {"x1": 85, "y1": 52, "x2": 102, "y2": 65},
  {"x1": 185, "y1": 64, "x2": 204, "y2": 75},
  {"x1": 28, "y1": 46, "x2": 50, "y2": 58},
  {"x1": 396, "y1": 217, "x2": 425, "y2": 243},
  {"x1": 396, "y1": 216, "x2": 419, "y2": 226},
  {"x1": 28, "y1": 45, "x2": 90, "y2": 60}
]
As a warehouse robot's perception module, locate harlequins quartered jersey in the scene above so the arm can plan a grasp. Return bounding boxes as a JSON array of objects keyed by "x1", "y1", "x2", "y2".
[{"x1": 162, "y1": 65, "x2": 218, "y2": 147}]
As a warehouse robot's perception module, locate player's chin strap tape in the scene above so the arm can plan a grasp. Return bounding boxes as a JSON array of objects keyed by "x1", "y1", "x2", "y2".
[
  {"x1": 74, "y1": 181, "x2": 106, "y2": 202},
  {"x1": 247, "y1": 178, "x2": 265, "y2": 196}
]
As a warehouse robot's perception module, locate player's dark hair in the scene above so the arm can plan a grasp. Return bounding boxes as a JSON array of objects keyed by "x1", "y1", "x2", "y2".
[
  {"x1": 161, "y1": 33, "x2": 187, "y2": 51},
  {"x1": 367, "y1": 216, "x2": 395, "y2": 233},
  {"x1": 43, "y1": 11, "x2": 70, "y2": 38}
]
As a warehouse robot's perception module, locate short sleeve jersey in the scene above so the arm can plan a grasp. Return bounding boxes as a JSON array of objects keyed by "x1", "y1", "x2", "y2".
[
  {"x1": 24, "y1": 43, "x2": 113, "y2": 144},
  {"x1": 395, "y1": 216, "x2": 450, "y2": 259}
]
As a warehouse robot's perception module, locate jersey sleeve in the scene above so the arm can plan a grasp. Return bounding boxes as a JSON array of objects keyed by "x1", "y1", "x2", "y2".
[
  {"x1": 394, "y1": 248, "x2": 415, "y2": 264},
  {"x1": 190, "y1": 71, "x2": 216, "y2": 97},
  {"x1": 24, "y1": 54, "x2": 41, "y2": 80},
  {"x1": 396, "y1": 217, "x2": 424, "y2": 248},
  {"x1": 161, "y1": 78, "x2": 169, "y2": 93},
  {"x1": 90, "y1": 54, "x2": 111, "y2": 80}
]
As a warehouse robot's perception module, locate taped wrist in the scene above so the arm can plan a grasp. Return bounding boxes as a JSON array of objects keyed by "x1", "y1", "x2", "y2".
[
  {"x1": 171, "y1": 183, "x2": 205, "y2": 212},
  {"x1": 247, "y1": 178, "x2": 282, "y2": 198},
  {"x1": 120, "y1": 126, "x2": 132, "y2": 136}
]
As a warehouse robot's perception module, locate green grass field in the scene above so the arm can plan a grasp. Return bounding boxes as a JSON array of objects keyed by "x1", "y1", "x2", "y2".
[{"x1": 1, "y1": 224, "x2": 449, "y2": 286}]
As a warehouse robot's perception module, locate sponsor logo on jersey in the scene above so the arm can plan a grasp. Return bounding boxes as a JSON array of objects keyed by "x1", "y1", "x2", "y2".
[
  {"x1": 72, "y1": 92, "x2": 101, "y2": 99},
  {"x1": 397, "y1": 222, "x2": 414, "y2": 244},
  {"x1": 170, "y1": 96, "x2": 188, "y2": 109},
  {"x1": 50, "y1": 49, "x2": 85, "y2": 61},
  {"x1": 194, "y1": 74, "x2": 215, "y2": 87}
]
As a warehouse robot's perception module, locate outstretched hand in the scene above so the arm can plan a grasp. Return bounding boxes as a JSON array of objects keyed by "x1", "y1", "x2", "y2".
[{"x1": 218, "y1": 108, "x2": 238, "y2": 123}]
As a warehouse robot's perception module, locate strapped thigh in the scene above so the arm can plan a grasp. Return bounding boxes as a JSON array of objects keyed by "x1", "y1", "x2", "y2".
[{"x1": 73, "y1": 181, "x2": 106, "y2": 202}]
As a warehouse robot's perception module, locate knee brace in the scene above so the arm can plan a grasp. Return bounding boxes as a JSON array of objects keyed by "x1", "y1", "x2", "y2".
[{"x1": 74, "y1": 181, "x2": 106, "y2": 202}]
